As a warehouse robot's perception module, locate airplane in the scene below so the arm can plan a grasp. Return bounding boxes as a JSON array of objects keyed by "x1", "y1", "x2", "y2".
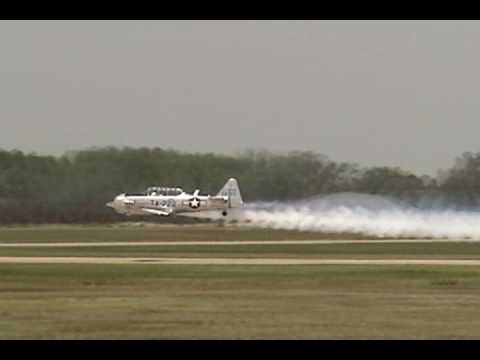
[{"x1": 106, "y1": 178, "x2": 243, "y2": 218}]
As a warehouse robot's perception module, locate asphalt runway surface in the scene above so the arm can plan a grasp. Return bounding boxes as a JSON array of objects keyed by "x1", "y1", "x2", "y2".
[
  {"x1": 2, "y1": 238, "x2": 479, "y2": 265},
  {"x1": 0, "y1": 239, "x2": 477, "y2": 247},
  {"x1": 1, "y1": 256, "x2": 480, "y2": 265}
]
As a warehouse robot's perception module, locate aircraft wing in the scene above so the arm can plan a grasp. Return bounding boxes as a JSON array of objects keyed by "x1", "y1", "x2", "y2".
[{"x1": 140, "y1": 208, "x2": 173, "y2": 216}]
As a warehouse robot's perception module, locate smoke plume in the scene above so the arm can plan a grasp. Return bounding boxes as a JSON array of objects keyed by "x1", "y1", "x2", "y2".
[{"x1": 238, "y1": 193, "x2": 480, "y2": 239}]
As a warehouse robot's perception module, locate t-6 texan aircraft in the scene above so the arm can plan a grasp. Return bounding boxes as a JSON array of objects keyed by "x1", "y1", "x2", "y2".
[{"x1": 106, "y1": 178, "x2": 243, "y2": 218}]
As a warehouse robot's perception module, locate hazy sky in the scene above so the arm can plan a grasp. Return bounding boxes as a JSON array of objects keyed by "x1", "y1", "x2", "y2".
[{"x1": 1, "y1": 20, "x2": 480, "y2": 175}]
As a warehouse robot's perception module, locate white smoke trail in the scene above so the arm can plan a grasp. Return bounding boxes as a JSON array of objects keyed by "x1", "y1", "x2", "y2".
[{"x1": 238, "y1": 193, "x2": 480, "y2": 239}]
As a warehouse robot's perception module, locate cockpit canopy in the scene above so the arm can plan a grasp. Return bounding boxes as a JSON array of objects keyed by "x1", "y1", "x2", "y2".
[
  {"x1": 146, "y1": 187, "x2": 183, "y2": 196},
  {"x1": 124, "y1": 187, "x2": 184, "y2": 197}
]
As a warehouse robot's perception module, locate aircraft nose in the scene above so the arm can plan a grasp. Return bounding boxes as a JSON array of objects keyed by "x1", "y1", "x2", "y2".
[{"x1": 106, "y1": 194, "x2": 126, "y2": 212}]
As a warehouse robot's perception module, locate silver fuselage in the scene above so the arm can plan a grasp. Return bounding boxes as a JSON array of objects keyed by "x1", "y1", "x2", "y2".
[{"x1": 107, "y1": 192, "x2": 229, "y2": 216}]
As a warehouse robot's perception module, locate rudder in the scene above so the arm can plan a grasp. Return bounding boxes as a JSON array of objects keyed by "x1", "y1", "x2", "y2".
[{"x1": 217, "y1": 178, "x2": 243, "y2": 208}]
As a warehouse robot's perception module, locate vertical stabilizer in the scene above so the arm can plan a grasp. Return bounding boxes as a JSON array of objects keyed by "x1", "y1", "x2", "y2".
[{"x1": 217, "y1": 178, "x2": 243, "y2": 208}]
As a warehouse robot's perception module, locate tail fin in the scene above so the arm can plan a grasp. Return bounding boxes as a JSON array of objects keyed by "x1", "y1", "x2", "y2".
[{"x1": 217, "y1": 178, "x2": 243, "y2": 208}]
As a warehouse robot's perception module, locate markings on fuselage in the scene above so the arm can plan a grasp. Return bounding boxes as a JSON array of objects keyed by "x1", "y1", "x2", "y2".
[
  {"x1": 189, "y1": 198, "x2": 201, "y2": 209},
  {"x1": 222, "y1": 188, "x2": 236, "y2": 197},
  {"x1": 149, "y1": 198, "x2": 176, "y2": 208}
]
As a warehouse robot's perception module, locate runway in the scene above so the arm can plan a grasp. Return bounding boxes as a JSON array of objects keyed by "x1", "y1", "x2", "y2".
[
  {"x1": 0, "y1": 239, "x2": 477, "y2": 247},
  {"x1": 1, "y1": 256, "x2": 480, "y2": 265},
  {"x1": 2, "y1": 238, "x2": 479, "y2": 265}
]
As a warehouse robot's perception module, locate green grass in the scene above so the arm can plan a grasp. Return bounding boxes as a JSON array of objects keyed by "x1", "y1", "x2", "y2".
[
  {"x1": 1, "y1": 264, "x2": 480, "y2": 339},
  {"x1": 0, "y1": 224, "x2": 384, "y2": 243},
  {"x1": 2, "y1": 242, "x2": 480, "y2": 259},
  {"x1": 2, "y1": 225, "x2": 480, "y2": 339}
]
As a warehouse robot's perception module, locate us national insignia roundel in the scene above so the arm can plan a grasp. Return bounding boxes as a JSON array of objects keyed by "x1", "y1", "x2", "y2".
[{"x1": 189, "y1": 197, "x2": 201, "y2": 209}]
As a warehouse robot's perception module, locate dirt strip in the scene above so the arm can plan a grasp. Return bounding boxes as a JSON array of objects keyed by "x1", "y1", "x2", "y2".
[
  {"x1": 0, "y1": 239, "x2": 477, "y2": 247},
  {"x1": 1, "y1": 256, "x2": 480, "y2": 265}
]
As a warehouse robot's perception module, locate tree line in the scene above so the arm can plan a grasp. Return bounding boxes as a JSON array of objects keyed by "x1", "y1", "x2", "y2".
[{"x1": 0, "y1": 147, "x2": 479, "y2": 224}]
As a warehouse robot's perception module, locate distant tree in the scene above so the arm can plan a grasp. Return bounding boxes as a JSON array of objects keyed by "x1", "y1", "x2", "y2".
[
  {"x1": 438, "y1": 152, "x2": 480, "y2": 207},
  {"x1": 0, "y1": 147, "x2": 477, "y2": 224},
  {"x1": 352, "y1": 166, "x2": 426, "y2": 200}
]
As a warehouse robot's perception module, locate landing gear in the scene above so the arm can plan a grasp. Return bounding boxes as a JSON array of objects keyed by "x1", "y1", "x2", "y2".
[{"x1": 222, "y1": 211, "x2": 228, "y2": 217}]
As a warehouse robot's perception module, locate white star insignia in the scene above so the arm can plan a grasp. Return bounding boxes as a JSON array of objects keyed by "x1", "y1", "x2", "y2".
[{"x1": 190, "y1": 198, "x2": 200, "y2": 208}]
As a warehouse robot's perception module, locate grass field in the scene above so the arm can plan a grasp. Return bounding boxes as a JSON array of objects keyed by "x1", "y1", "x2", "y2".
[
  {"x1": 0, "y1": 224, "x2": 380, "y2": 243},
  {"x1": 3, "y1": 242, "x2": 480, "y2": 259},
  {"x1": 1, "y1": 224, "x2": 480, "y2": 339},
  {"x1": 2, "y1": 264, "x2": 480, "y2": 339}
]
